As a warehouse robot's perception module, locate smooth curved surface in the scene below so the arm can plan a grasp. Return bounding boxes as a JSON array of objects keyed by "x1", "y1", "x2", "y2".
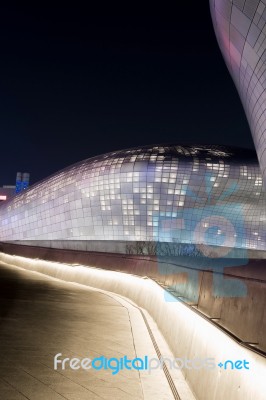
[
  {"x1": 210, "y1": 0, "x2": 266, "y2": 186},
  {"x1": 0, "y1": 144, "x2": 265, "y2": 251}
]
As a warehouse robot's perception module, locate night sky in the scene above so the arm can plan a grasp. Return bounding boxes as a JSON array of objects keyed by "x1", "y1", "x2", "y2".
[{"x1": 0, "y1": 2, "x2": 254, "y2": 186}]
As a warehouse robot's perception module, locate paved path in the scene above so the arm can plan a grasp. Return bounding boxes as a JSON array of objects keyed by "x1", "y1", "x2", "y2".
[{"x1": 0, "y1": 262, "x2": 144, "y2": 400}]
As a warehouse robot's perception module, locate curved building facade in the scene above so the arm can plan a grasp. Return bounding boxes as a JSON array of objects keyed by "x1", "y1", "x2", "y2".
[
  {"x1": 0, "y1": 144, "x2": 265, "y2": 251},
  {"x1": 210, "y1": 0, "x2": 266, "y2": 186}
]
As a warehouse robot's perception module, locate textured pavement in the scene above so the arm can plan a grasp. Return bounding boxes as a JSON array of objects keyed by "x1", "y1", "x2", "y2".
[{"x1": 0, "y1": 262, "x2": 144, "y2": 400}]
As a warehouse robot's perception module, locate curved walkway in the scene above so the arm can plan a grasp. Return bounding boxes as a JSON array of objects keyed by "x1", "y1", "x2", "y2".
[{"x1": 0, "y1": 262, "x2": 145, "y2": 400}]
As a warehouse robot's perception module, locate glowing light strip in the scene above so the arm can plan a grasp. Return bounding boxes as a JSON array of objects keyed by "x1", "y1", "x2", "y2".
[{"x1": 0, "y1": 252, "x2": 265, "y2": 400}]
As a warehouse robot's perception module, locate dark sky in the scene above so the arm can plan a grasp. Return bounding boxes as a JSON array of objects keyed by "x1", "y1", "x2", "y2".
[{"x1": 0, "y1": 2, "x2": 254, "y2": 186}]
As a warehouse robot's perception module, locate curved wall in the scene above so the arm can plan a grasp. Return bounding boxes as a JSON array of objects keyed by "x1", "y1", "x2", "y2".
[
  {"x1": 210, "y1": 0, "x2": 266, "y2": 186},
  {"x1": 0, "y1": 145, "x2": 265, "y2": 251}
]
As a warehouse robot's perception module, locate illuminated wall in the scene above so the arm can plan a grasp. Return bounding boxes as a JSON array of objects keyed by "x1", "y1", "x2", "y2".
[
  {"x1": 210, "y1": 0, "x2": 266, "y2": 186},
  {"x1": 0, "y1": 145, "x2": 265, "y2": 250}
]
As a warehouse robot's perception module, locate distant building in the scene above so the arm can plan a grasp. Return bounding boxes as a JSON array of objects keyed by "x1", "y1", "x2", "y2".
[
  {"x1": 0, "y1": 172, "x2": 30, "y2": 202},
  {"x1": 0, "y1": 185, "x2": 16, "y2": 202},
  {"x1": 15, "y1": 172, "x2": 30, "y2": 194}
]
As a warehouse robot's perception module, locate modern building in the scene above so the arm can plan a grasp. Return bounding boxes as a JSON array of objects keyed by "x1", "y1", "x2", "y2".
[
  {"x1": 0, "y1": 7, "x2": 265, "y2": 399},
  {"x1": 210, "y1": 0, "x2": 266, "y2": 186},
  {"x1": 0, "y1": 144, "x2": 264, "y2": 254},
  {"x1": 15, "y1": 172, "x2": 30, "y2": 194},
  {"x1": 0, "y1": 3, "x2": 265, "y2": 256},
  {"x1": 0, "y1": 6, "x2": 265, "y2": 400}
]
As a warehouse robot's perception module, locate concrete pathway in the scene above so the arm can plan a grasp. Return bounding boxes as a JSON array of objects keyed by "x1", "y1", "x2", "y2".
[{"x1": 0, "y1": 262, "x2": 144, "y2": 400}]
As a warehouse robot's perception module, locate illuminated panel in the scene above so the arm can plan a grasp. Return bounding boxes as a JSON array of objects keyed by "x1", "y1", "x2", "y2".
[
  {"x1": 0, "y1": 144, "x2": 264, "y2": 251},
  {"x1": 0, "y1": 196, "x2": 7, "y2": 201}
]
